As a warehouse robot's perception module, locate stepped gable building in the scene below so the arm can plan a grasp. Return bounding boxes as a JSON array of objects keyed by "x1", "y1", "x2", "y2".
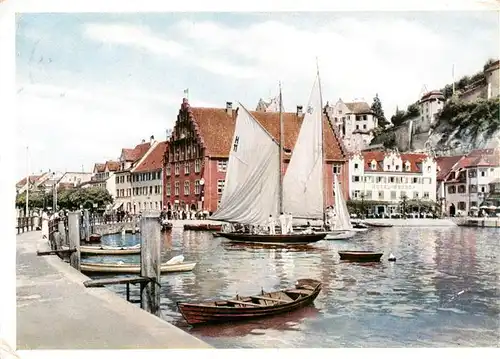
[
  {"x1": 163, "y1": 98, "x2": 348, "y2": 213},
  {"x1": 348, "y1": 150, "x2": 437, "y2": 216}
]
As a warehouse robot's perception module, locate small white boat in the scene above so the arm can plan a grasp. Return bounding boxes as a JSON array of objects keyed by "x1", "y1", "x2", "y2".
[{"x1": 80, "y1": 261, "x2": 196, "y2": 274}]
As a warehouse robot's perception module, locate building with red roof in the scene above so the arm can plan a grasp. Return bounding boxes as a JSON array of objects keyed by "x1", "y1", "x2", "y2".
[
  {"x1": 163, "y1": 98, "x2": 348, "y2": 213},
  {"x1": 440, "y1": 147, "x2": 500, "y2": 216},
  {"x1": 113, "y1": 137, "x2": 156, "y2": 213},
  {"x1": 128, "y1": 141, "x2": 168, "y2": 212},
  {"x1": 348, "y1": 150, "x2": 437, "y2": 216}
]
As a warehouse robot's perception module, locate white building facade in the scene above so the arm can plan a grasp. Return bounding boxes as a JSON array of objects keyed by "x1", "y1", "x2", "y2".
[
  {"x1": 348, "y1": 150, "x2": 437, "y2": 215},
  {"x1": 325, "y1": 99, "x2": 378, "y2": 153},
  {"x1": 443, "y1": 148, "x2": 500, "y2": 216}
]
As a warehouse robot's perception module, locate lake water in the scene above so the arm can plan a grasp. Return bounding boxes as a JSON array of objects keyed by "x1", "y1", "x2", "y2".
[{"x1": 86, "y1": 226, "x2": 500, "y2": 348}]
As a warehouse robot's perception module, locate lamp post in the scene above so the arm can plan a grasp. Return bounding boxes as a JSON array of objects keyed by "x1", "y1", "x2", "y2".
[{"x1": 199, "y1": 178, "x2": 205, "y2": 211}]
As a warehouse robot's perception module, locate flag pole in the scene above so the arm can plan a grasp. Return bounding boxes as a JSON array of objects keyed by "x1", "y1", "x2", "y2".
[{"x1": 452, "y1": 64, "x2": 455, "y2": 96}]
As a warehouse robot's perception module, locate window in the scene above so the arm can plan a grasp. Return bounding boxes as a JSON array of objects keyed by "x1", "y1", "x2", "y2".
[
  {"x1": 356, "y1": 125, "x2": 359, "y2": 130},
  {"x1": 363, "y1": 124, "x2": 367, "y2": 129},
  {"x1": 352, "y1": 190, "x2": 361, "y2": 199},
  {"x1": 218, "y1": 160, "x2": 228, "y2": 172},
  {"x1": 365, "y1": 190, "x2": 372, "y2": 199},
  {"x1": 481, "y1": 171, "x2": 486, "y2": 177},
  {"x1": 217, "y1": 180, "x2": 225, "y2": 194},
  {"x1": 413, "y1": 192, "x2": 419, "y2": 199},
  {"x1": 353, "y1": 176, "x2": 360, "y2": 182},
  {"x1": 396, "y1": 165, "x2": 400, "y2": 171},
  {"x1": 354, "y1": 163, "x2": 359, "y2": 169},
  {"x1": 174, "y1": 181, "x2": 180, "y2": 196},
  {"x1": 458, "y1": 185, "x2": 466, "y2": 193},
  {"x1": 458, "y1": 202, "x2": 466, "y2": 210},
  {"x1": 376, "y1": 176, "x2": 383, "y2": 183},
  {"x1": 412, "y1": 177, "x2": 418, "y2": 184},
  {"x1": 184, "y1": 162, "x2": 190, "y2": 175},
  {"x1": 427, "y1": 166, "x2": 431, "y2": 172},
  {"x1": 174, "y1": 163, "x2": 180, "y2": 175},
  {"x1": 184, "y1": 180, "x2": 190, "y2": 195},
  {"x1": 468, "y1": 169, "x2": 477, "y2": 178},
  {"x1": 333, "y1": 164, "x2": 342, "y2": 174},
  {"x1": 166, "y1": 183, "x2": 171, "y2": 196},
  {"x1": 448, "y1": 186, "x2": 456, "y2": 194},
  {"x1": 481, "y1": 186, "x2": 486, "y2": 193},
  {"x1": 386, "y1": 165, "x2": 390, "y2": 170},
  {"x1": 471, "y1": 201, "x2": 477, "y2": 208},
  {"x1": 389, "y1": 177, "x2": 395, "y2": 183},
  {"x1": 149, "y1": 186, "x2": 153, "y2": 195},
  {"x1": 423, "y1": 192, "x2": 429, "y2": 199},
  {"x1": 194, "y1": 180, "x2": 200, "y2": 194},
  {"x1": 195, "y1": 159, "x2": 201, "y2": 173},
  {"x1": 405, "y1": 163, "x2": 411, "y2": 171},
  {"x1": 378, "y1": 191, "x2": 384, "y2": 200},
  {"x1": 469, "y1": 185, "x2": 477, "y2": 193},
  {"x1": 371, "y1": 161, "x2": 376, "y2": 170},
  {"x1": 390, "y1": 191, "x2": 397, "y2": 200}
]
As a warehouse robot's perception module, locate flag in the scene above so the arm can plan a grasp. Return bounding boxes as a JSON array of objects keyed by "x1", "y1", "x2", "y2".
[{"x1": 183, "y1": 88, "x2": 189, "y2": 99}]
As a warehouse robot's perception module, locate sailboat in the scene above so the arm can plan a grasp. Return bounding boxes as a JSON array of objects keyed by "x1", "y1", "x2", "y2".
[{"x1": 210, "y1": 81, "x2": 327, "y2": 245}]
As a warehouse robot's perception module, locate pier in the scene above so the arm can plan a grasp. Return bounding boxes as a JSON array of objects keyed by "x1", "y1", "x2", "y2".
[{"x1": 16, "y1": 229, "x2": 211, "y2": 349}]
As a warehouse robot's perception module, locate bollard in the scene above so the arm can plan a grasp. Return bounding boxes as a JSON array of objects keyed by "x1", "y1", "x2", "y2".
[
  {"x1": 140, "y1": 210, "x2": 161, "y2": 317},
  {"x1": 67, "y1": 212, "x2": 81, "y2": 271},
  {"x1": 83, "y1": 209, "x2": 90, "y2": 243},
  {"x1": 57, "y1": 220, "x2": 67, "y2": 246}
]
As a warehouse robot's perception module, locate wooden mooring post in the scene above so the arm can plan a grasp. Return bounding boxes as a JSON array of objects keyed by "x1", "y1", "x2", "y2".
[
  {"x1": 139, "y1": 210, "x2": 161, "y2": 317},
  {"x1": 83, "y1": 209, "x2": 90, "y2": 242},
  {"x1": 58, "y1": 219, "x2": 67, "y2": 246},
  {"x1": 67, "y1": 211, "x2": 81, "y2": 271}
]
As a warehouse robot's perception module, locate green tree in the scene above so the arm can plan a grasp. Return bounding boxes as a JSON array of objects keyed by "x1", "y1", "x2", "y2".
[
  {"x1": 406, "y1": 103, "x2": 420, "y2": 118},
  {"x1": 390, "y1": 109, "x2": 407, "y2": 127},
  {"x1": 371, "y1": 94, "x2": 390, "y2": 128}
]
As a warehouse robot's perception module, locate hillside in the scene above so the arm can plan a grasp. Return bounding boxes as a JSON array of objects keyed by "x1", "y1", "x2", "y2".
[{"x1": 370, "y1": 58, "x2": 500, "y2": 154}]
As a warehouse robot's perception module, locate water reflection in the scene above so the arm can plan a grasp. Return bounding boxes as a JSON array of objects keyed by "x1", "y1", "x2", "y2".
[{"x1": 92, "y1": 226, "x2": 500, "y2": 348}]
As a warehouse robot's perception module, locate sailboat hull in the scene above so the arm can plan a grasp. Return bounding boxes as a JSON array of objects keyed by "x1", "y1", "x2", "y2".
[{"x1": 214, "y1": 232, "x2": 326, "y2": 244}]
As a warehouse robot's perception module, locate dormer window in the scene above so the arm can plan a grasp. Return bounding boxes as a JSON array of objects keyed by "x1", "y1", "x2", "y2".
[
  {"x1": 371, "y1": 161, "x2": 376, "y2": 170},
  {"x1": 386, "y1": 165, "x2": 390, "y2": 171},
  {"x1": 396, "y1": 165, "x2": 400, "y2": 171},
  {"x1": 354, "y1": 163, "x2": 359, "y2": 169},
  {"x1": 427, "y1": 166, "x2": 431, "y2": 172},
  {"x1": 405, "y1": 161, "x2": 411, "y2": 171}
]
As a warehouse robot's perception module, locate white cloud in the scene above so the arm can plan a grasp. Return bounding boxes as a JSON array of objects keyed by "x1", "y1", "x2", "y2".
[{"x1": 83, "y1": 17, "x2": 496, "y2": 118}]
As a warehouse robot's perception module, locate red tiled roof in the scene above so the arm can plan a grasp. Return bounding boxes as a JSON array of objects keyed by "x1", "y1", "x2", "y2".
[
  {"x1": 455, "y1": 148, "x2": 500, "y2": 168},
  {"x1": 121, "y1": 142, "x2": 152, "y2": 162},
  {"x1": 133, "y1": 141, "x2": 169, "y2": 172},
  {"x1": 357, "y1": 151, "x2": 430, "y2": 173},
  {"x1": 105, "y1": 160, "x2": 120, "y2": 172},
  {"x1": 435, "y1": 155, "x2": 463, "y2": 181},
  {"x1": 182, "y1": 103, "x2": 346, "y2": 161},
  {"x1": 16, "y1": 174, "x2": 43, "y2": 187},
  {"x1": 93, "y1": 163, "x2": 105, "y2": 173},
  {"x1": 420, "y1": 91, "x2": 444, "y2": 102},
  {"x1": 344, "y1": 102, "x2": 372, "y2": 114}
]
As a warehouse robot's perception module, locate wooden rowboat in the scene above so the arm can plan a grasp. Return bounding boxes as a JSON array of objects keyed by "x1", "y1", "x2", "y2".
[
  {"x1": 64, "y1": 245, "x2": 141, "y2": 255},
  {"x1": 89, "y1": 233, "x2": 102, "y2": 242},
  {"x1": 214, "y1": 232, "x2": 326, "y2": 244},
  {"x1": 177, "y1": 278, "x2": 322, "y2": 326},
  {"x1": 338, "y1": 251, "x2": 384, "y2": 262},
  {"x1": 80, "y1": 261, "x2": 196, "y2": 274},
  {"x1": 184, "y1": 224, "x2": 223, "y2": 232}
]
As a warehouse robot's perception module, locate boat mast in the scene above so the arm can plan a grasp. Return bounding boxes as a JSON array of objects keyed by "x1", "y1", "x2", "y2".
[
  {"x1": 278, "y1": 82, "x2": 284, "y2": 214},
  {"x1": 316, "y1": 58, "x2": 326, "y2": 221},
  {"x1": 25, "y1": 146, "x2": 29, "y2": 217}
]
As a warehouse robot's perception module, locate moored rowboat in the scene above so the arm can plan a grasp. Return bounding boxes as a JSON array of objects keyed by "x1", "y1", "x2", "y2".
[
  {"x1": 80, "y1": 261, "x2": 196, "y2": 274},
  {"x1": 338, "y1": 251, "x2": 383, "y2": 262},
  {"x1": 214, "y1": 232, "x2": 326, "y2": 244},
  {"x1": 363, "y1": 222, "x2": 393, "y2": 228},
  {"x1": 177, "y1": 278, "x2": 322, "y2": 325},
  {"x1": 69, "y1": 245, "x2": 141, "y2": 255}
]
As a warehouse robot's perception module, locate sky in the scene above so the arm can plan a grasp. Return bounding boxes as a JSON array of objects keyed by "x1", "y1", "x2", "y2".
[{"x1": 15, "y1": 11, "x2": 499, "y2": 179}]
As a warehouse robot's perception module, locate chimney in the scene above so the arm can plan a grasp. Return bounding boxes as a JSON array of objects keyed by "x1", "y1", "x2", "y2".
[
  {"x1": 150, "y1": 135, "x2": 155, "y2": 145},
  {"x1": 226, "y1": 101, "x2": 233, "y2": 115},
  {"x1": 297, "y1": 105, "x2": 303, "y2": 116}
]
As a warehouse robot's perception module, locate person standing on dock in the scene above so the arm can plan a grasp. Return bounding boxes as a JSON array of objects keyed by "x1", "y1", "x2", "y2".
[
  {"x1": 279, "y1": 212, "x2": 287, "y2": 234},
  {"x1": 268, "y1": 214, "x2": 276, "y2": 235}
]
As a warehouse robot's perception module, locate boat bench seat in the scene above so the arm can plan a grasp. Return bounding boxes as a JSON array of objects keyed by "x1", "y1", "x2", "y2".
[
  {"x1": 250, "y1": 295, "x2": 291, "y2": 303},
  {"x1": 226, "y1": 299, "x2": 265, "y2": 307},
  {"x1": 285, "y1": 289, "x2": 311, "y2": 295}
]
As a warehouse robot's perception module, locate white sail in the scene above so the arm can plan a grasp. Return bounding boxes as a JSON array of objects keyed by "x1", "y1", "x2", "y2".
[
  {"x1": 333, "y1": 174, "x2": 353, "y2": 230},
  {"x1": 282, "y1": 75, "x2": 324, "y2": 219},
  {"x1": 210, "y1": 104, "x2": 280, "y2": 226}
]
